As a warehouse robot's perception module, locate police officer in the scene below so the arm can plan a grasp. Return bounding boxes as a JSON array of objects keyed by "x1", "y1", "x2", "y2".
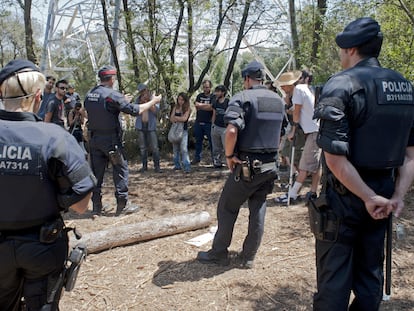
[
  {"x1": 196, "y1": 61, "x2": 284, "y2": 268},
  {"x1": 313, "y1": 18, "x2": 414, "y2": 310},
  {"x1": 0, "y1": 60, "x2": 96, "y2": 310},
  {"x1": 84, "y1": 65, "x2": 161, "y2": 216}
]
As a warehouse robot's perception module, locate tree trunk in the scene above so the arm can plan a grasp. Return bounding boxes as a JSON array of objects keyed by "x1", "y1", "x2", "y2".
[
  {"x1": 193, "y1": 0, "x2": 235, "y2": 94},
  {"x1": 17, "y1": 0, "x2": 37, "y2": 63},
  {"x1": 122, "y1": 0, "x2": 140, "y2": 82},
  {"x1": 288, "y1": 0, "x2": 299, "y2": 69},
  {"x1": 101, "y1": 0, "x2": 123, "y2": 90},
  {"x1": 70, "y1": 211, "x2": 212, "y2": 254},
  {"x1": 311, "y1": 0, "x2": 327, "y2": 66},
  {"x1": 187, "y1": 0, "x2": 195, "y2": 93},
  {"x1": 223, "y1": 0, "x2": 251, "y2": 89}
]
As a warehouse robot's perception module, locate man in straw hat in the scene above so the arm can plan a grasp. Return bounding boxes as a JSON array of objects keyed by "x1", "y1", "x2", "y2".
[
  {"x1": 274, "y1": 70, "x2": 321, "y2": 205},
  {"x1": 312, "y1": 17, "x2": 414, "y2": 310}
]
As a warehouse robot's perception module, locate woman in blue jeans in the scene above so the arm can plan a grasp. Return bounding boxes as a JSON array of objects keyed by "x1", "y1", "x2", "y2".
[
  {"x1": 135, "y1": 83, "x2": 162, "y2": 173},
  {"x1": 170, "y1": 92, "x2": 191, "y2": 172}
]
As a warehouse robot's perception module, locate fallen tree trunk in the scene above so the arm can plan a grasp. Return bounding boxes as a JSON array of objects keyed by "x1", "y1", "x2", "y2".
[{"x1": 69, "y1": 211, "x2": 211, "y2": 254}]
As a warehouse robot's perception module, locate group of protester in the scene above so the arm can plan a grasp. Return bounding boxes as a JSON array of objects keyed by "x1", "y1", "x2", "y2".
[{"x1": 0, "y1": 17, "x2": 413, "y2": 311}]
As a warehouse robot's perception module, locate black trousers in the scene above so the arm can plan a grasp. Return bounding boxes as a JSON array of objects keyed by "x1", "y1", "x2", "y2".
[
  {"x1": 211, "y1": 168, "x2": 277, "y2": 260},
  {"x1": 89, "y1": 133, "x2": 129, "y2": 210},
  {"x1": 313, "y1": 176, "x2": 394, "y2": 311},
  {"x1": 0, "y1": 232, "x2": 68, "y2": 311}
]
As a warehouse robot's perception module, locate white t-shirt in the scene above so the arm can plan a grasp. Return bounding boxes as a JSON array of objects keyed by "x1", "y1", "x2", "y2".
[{"x1": 292, "y1": 84, "x2": 319, "y2": 134}]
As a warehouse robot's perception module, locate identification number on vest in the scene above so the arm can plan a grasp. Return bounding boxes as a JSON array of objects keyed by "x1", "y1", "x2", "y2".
[
  {"x1": 0, "y1": 161, "x2": 29, "y2": 170},
  {"x1": 0, "y1": 143, "x2": 42, "y2": 175}
]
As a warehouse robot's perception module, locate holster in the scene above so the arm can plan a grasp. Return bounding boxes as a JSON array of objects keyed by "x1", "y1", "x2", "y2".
[
  {"x1": 241, "y1": 161, "x2": 251, "y2": 182},
  {"x1": 108, "y1": 145, "x2": 124, "y2": 166},
  {"x1": 65, "y1": 243, "x2": 87, "y2": 291},
  {"x1": 307, "y1": 194, "x2": 339, "y2": 242}
]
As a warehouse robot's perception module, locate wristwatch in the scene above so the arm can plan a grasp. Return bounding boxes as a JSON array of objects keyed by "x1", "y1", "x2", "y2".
[{"x1": 225, "y1": 154, "x2": 234, "y2": 159}]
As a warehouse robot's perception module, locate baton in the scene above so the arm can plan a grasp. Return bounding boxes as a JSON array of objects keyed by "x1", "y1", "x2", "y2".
[
  {"x1": 385, "y1": 213, "x2": 393, "y2": 298},
  {"x1": 286, "y1": 133, "x2": 296, "y2": 207}
]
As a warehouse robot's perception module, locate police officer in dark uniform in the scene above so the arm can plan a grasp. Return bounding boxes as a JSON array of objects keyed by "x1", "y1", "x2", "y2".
[
  {"x1": 84, "y1": 65, "x2": 161, "y2": 216},
  {"x1": 196, "y1": 61, "x2": 284, "y2": 268},
  {"x1": 312, "y1": 18, "x2": 414, "y2": 310},
  {"x1": 0, "y1": 60, "x2": 96, "y2": 310}
]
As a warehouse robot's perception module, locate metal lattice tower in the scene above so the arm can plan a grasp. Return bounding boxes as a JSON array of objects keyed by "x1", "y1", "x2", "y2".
[{"x1": 40, "y1": 0, "x2": 121, "y2": 74}]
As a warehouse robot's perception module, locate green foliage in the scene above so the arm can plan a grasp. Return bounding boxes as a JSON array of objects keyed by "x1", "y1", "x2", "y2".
[
  {"x1": 0, "y1": 11, "x2": 28, "y2": 65},
  {"x1": 377, "y1": 0, "x2": 414, "y2": 80}
]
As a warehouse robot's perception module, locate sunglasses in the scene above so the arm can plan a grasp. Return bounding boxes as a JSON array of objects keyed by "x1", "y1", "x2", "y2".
[{"x1": 59, "y1": 86, "x2": 67, "y2": 90}]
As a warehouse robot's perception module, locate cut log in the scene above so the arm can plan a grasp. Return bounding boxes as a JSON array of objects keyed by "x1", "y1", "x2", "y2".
[{"x1": 69, "y1": 211, "x2": 211, "y2": 254}]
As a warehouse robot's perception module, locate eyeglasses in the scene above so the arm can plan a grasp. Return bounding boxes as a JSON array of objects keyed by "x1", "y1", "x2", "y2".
[{"x1": 58, "y1": 86, "x2": 67, "y2": 90}]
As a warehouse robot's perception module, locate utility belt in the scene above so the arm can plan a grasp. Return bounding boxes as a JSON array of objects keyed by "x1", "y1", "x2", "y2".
[
  {"x1": 0, "y1": 218, "x2": 65, "y2": 244},
  {"x1": 196, "y1": 121, "x2": 211, "y2": 126},
  {"x1": 0, "y1": 218, "x2": 81, "y2": 244},
  {"x1": 234, "y1": 156, "x2": 277, "y2": 182},
  {"x1": 88, "y1": 128, "x2": 118, "y2": 137},
  {"x1": 327, "y1": 168, "x2": 395, "y2": 196}
]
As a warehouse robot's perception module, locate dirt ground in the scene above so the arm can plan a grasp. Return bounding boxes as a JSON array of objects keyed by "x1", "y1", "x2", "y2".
[{"x1": 60, "y1": 158, "x2": 414, "y2": 311}]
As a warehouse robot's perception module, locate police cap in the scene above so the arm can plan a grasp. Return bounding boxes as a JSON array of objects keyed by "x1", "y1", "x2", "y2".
[
  {"x1": 241, "y1": 61, "x2": 264, "y2": 81},
  {"x1": 98, "y1": 65, "x2": 117, "y2": 79},
  {"x1": 0, "y1": 59, "x2": 40, "y2": 86},
  {"x1": 336, "y1": 17, "x2": 382, "y2": 49}
]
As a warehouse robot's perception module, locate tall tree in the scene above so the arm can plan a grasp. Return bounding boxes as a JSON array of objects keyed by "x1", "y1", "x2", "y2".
[
  {"x1": 101, "y1": 0, "x2": 123, "y2": 90},
  {"x1": 288, "y1": 0, "x2": 299, "y2": 69},
  {"x1": 223, "y1": 0, "x2": 251, "y2": 88},
  {"x1": 191, "y1": 0, "x2": 236, "y2": 94},
  {"x1": 123, "y1": 0, "x2": 140, "y2": 82},
  {"x1": 310, "y1": 0, "x2": 327, "y2": 65},
  {"x1": 16, "y1": 0, "x2": 37, "y2": 63},
  {"x1": 186, "y1": 0, "x2": 195, "y2": 93}
]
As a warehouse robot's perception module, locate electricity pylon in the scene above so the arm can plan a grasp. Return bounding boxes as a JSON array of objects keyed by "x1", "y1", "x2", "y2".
[{"x1": 40, "y1": 0, "x2": 121, "y2": 75}]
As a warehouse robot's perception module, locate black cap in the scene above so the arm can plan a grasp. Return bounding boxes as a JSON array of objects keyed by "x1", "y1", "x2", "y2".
[
  {"x1": 241, "y1": 61, "x2": 264, "y2": 80},
  {"x1": 215, "y1": 85, "x2": 227, "y2": 93},
  {"x1": 0, "y1": 59, "x2": 40, "y2": 86},
  {"x1": 336, "y1": 17, "x2": 382, "y2": 49},
  {"x1": 98, "y1": 65, "x2": 117, "y2": 79}
]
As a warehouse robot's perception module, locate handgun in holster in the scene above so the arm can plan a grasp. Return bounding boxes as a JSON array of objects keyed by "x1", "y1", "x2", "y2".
[
  {"x1": 307, "y1": 194, "x2": 339, "y2": 242},
  {"x1": 43, "y1": 243, "x2": 87, "y2": 310},
  {"x1": 65, "y1": 243, "x2": 87, "y2": 291}
]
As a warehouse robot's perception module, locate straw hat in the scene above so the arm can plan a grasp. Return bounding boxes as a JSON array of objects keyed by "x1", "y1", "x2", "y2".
[{"x1": 275, "y1": 70, "x2": 302, "y2": 87}]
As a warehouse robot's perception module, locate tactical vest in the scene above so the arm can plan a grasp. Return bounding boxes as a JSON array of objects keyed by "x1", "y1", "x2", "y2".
[
  {"x1": 0, "y1": 139, "x2": 60, "y2": 230},
  {"x1": 237, "y1": 88, "x2": 284, "y2": 153},
  {"x1": 346, "y1": 66, "x2": 414, "y2": 168},
  {"x1": 85, "y1": 86, "x2": 120, "y2": 131}
]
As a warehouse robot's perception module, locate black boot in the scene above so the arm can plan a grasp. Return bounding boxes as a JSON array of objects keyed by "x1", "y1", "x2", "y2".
[
  {"x1": 115, "y1": 200, "x2": 140, "y2": 216},
  {"x1": 140, "y1": 155, "x2": 148, "y2": 173},
  {"x1": 92, "y1": 202, "x2": 103, "y2": 216},
  {"x1": 154, "y1": 161, "x2": 162, "y2": 173}
]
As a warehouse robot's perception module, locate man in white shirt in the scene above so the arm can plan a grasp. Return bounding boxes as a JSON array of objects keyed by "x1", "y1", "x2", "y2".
[{"x1": 275, "y1": 71, "x2": 321, "y2": 204}]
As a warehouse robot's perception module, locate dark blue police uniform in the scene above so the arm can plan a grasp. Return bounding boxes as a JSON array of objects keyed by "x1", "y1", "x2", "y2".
[
  {"x1": 84, "y1": 77, "x2": 141, "y2": 215},
  {"x1": 197, "y1": 61, "x2": 284, "y2": 267},
  {"x1": 0, "y1": 60, "x2": 96, "y2": 310},
  {"x1": 313, "y1": 18, "x2": 414, "y2": 311}
]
